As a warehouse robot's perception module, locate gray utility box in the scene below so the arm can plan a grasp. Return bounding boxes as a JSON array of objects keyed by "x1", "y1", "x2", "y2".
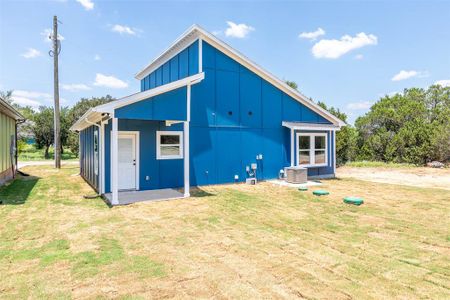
[{"x1": 284, "y1": 166, "x2": 307, "y2": 184}]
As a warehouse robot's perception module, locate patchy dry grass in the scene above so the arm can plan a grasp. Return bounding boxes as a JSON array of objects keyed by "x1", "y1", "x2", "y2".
[{"x1": 0, "y1": 165, "x2": 449, "y2": 299}]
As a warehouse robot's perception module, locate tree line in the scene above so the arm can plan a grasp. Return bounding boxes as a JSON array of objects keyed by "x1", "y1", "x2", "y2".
[
  {"x1": 1, "y1": 92, "x2": 113, "y2": 159},
  {"x1": 320, "y1": 85, "x2": 450, "y2": 165},
  {"x1": 2, "y1": 84, "x2": 449, "y2": 165}
]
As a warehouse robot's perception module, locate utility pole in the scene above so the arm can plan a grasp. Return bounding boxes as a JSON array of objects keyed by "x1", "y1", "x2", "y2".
[{"x1": 50, "y1": 15, "x2": 61, "y2": 169}]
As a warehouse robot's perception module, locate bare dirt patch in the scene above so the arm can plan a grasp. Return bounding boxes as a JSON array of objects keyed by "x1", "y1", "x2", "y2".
[{"x1": 337, "y1": 166, "x2": 450, "y2": 190}]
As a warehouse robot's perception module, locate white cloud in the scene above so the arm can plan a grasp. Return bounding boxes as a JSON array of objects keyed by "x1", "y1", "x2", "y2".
[
  {"x1": 434, "y1": 79, "x2": 450, "y2": 87},
  {"x1": 354, "y1": 54, "x2": 364, "y2": 60},
  {"x1": 346, "y1": 101, "x2": 373, "y2": 110},
  {"x1": 312, "y1": 32, "x2": 377, "y2": 59},
  {"x1": 76, "y1": 0, "x2": 94, "y2": 10},
  {"x1": 299, "y1": 27, "x2": 325, "y2": 40},
  {"x1": 61, "y1": 83, "x2": 91, "y2": 92},
  {"x1": 94, "y1": 54, "x2": 101, "y2": 61},
  {"x1": 10, "y1": 90, "x2": 52, "y2": 108},
  {"x1": 391, "y1": 70, "x2": 429, "y2": 81},
  {"x1": 41, "y1": 28, "x2": 65, "y2": 43},
  {"x1": 93, "y1": 73, "x2": 128, "y2": 89},
  {"x1": 112, "y1": 24, "x2": 137, "y2": 36},
  {"x1": 21, "y1": 48, "x2": 41, "y2": 59},
  {"x1": 225, "y1": 21, "x2": 255, "y2": 38}
]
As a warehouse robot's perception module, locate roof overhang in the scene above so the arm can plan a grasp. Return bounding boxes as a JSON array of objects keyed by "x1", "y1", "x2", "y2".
[
  {"x1": 282, "y1": 121, "x2": 341, "y2": 131},
  {"x1": 70, "y1": 72, "x2": 204, "y2": 132},
  {"x1": 135, "y1": 24, "x2": 346, "y2": 127},
  {"x1": 0, "y1": 98, "x2": 25, "y2": 121}
]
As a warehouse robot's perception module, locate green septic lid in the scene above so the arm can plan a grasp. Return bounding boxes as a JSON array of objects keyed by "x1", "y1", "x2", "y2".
[
  {"x1": 298, "y1": 186, "x2": 308, "y2": 191},
  {"x1": 343, "y1": 196, "x2": 364, "y2": 206},
  {"x1": 313, "y1": 190, "x2": 329, "y2": 196}
]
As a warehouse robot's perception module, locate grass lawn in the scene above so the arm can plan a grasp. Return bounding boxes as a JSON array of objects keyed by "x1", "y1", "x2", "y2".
[
  {"x1": 18, "y1": 144, "x2": 78, "y2": 161},
  {"x1": 0, "y1": 166, "x2": 449, "y2": 299}
]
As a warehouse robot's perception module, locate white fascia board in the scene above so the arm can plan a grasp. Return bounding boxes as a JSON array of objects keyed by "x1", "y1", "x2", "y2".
[
  {"x1": 134, "y1": 24, "x2": 345, "y2": 127},
  {"x1": 135, "y1": 25, "x2": 200, "y2": 80},
  {"x1": 70, "y1": 109, "x2": 103, "y2": 132},
  {"x1": 93, "y1": 72, "x2": 205, "y2": 114},
  {"x1": 282, "y1": 121, "x2": 341, "y2": 131}
]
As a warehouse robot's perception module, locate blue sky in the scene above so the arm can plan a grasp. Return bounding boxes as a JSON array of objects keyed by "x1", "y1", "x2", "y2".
[{"x1": 1, "y1": 0, "x2": 449, "y2": 124}]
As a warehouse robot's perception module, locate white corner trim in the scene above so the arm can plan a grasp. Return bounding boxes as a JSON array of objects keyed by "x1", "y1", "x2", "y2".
[
  {"x1": 183, "y1": 122, "x2": 190, "y2": 197},
  {"x1": 290, "y1": 128, "x2": 294, "y2": 167},
  {"x1": 111, "y1": 117, "x2": 119, "y2": 205},
  {"x1": 296, "y1": 132, "x2": 328, "y2": 167},
  {"x1": 156, "y1": 131, "x2": 184, "y2": 160},
  {"x1": 333, "y1": 130, "x2": 336, "y2": 174},
  {"x1": 198, "y1": 38, "x2": 203, "y2": 73}
]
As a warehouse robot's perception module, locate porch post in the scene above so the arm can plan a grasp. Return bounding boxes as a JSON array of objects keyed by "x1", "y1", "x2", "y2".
[
  {"x1": 290, "y1": 128, "x2": 294, "y2": 167},
  {"x1": 111, "y1": 117, "x2": 119, "y2": 205},
  {"x1": 332, "y1": 130, "x2": 336, "y2": 175},
  {"x1": 184, "y1": 84, "x2": 191, "y2": 197},
  {"x1": 100, "y1": 121, "x2": 105, "y2": 194}
]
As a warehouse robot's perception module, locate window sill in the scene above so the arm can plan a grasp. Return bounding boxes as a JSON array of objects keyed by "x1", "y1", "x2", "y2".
[
  {"x1": 156, "y1": 156, "x2": 183, "y2": 160},
  {"x1": 298, "y1": 163, "x2": 328, "y2": 168}
]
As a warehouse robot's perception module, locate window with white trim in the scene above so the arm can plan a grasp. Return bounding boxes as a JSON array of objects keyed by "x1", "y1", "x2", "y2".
[
  {"x1": 156, "y1": 131, "x2": 183, "y2": 159},
  {"x1": 296, "y1": 133, "x2": 327, "y2": 167}
]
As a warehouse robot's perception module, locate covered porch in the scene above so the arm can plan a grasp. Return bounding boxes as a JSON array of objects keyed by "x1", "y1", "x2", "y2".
[
  {"x1": 104, "y1": 188, "x2": 184, "y2": 206},
  {"x1": 71, "y1": 73, "x2": 205, "y2": 206}
]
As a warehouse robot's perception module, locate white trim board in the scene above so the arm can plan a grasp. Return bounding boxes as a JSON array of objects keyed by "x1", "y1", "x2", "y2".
[{"x1": 134, "y1": 25, "x2": 345, "y2": 127}]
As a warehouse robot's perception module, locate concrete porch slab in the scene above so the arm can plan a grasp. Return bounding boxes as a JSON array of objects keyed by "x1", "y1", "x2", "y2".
[
  {"x1": 268, "y1": 179, "x2": 323, "y2": 188},
  {"x1": 104, "y1": 188, "x2": 185, "y2": 206}
]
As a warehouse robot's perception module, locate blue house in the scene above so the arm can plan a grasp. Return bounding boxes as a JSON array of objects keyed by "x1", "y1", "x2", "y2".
[{"x1": 70, "y1": 25, "x2": 344, "y2": 205}]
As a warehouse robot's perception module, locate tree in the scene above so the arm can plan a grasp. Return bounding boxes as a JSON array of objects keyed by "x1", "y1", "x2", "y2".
[
  {"x1": 317, "y1": 101, "x2": 358, "y2": 165},
  {"x1": 0, "y1": 90, "x2": 13, "y2": 103},
  {"x1": 285, "y1": 80, "x2": 298, "y2": 90},
  {"x1": 66, "y1": 95, "x2": 114, "y2": 156},
  {"x1": 355, "y1": 85, "x2": 450, "y2": 164},
  {"x1": 33, "y1": 106, "x2": 54, "y2": 159}
]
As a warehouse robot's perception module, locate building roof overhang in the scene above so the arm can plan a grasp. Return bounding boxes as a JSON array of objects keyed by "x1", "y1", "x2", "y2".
[{"x1": 70, "y1": 72, "x2": 204, "y2": 132}]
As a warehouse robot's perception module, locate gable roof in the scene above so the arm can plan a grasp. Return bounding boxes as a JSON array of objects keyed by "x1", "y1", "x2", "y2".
[
  {"x1": 135, "y1": 24, "x2": 345, "y2": 127},
  {"x1": 0, "y1": 97, "x2": 24, "y2": 121}
]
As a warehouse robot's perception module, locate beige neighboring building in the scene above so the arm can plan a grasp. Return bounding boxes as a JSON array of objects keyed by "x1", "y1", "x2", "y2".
[{"x1": 0, "y1": 98, "x2": 24, "y2": 185}]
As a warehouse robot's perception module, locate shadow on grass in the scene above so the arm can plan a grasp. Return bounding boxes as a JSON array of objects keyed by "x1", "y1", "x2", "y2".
[
  {"x1": 0, "y1": 175, "x2": 39, "y2": 205},
  {"x1": 190, "y1": 187, "x2": 216, "y2": 198}
]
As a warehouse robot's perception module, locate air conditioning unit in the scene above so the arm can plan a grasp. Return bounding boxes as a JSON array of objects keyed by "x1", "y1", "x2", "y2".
[{"x1": 284, "y1": 166, "x2": 307, "y2": 184}]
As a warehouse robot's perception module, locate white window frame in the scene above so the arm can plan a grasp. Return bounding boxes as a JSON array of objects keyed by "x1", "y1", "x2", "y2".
[
  {"x1": 156, "y1": 131, "x2": 184, "y2": 160},
  {"x1": 296, "y1": 132, "x2": 328, "y2": 167}
]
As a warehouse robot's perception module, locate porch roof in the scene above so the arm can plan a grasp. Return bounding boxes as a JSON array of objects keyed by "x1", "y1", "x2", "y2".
[
  {"x1": 282, "y1": 121, "x2": 341, "y2": 131},
  {"x1": 70, "y1": 72, "x2": 204, "y2": 132}
]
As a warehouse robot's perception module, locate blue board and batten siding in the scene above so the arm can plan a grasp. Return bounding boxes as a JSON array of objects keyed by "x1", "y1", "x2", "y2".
[
  {"x1": 97, "y1": 39, "x2": 335, "y2": 193},
  {"x1": 79, "y1": 125, "x2": 99, "y2": 191},
  {"x1": 140, "y1": 41, "x2": 199, "y2": 92}
]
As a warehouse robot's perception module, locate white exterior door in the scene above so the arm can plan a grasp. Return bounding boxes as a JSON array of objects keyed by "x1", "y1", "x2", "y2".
[{"x1": 117, "y1": 134, "x2": 136, "y2": 190}]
